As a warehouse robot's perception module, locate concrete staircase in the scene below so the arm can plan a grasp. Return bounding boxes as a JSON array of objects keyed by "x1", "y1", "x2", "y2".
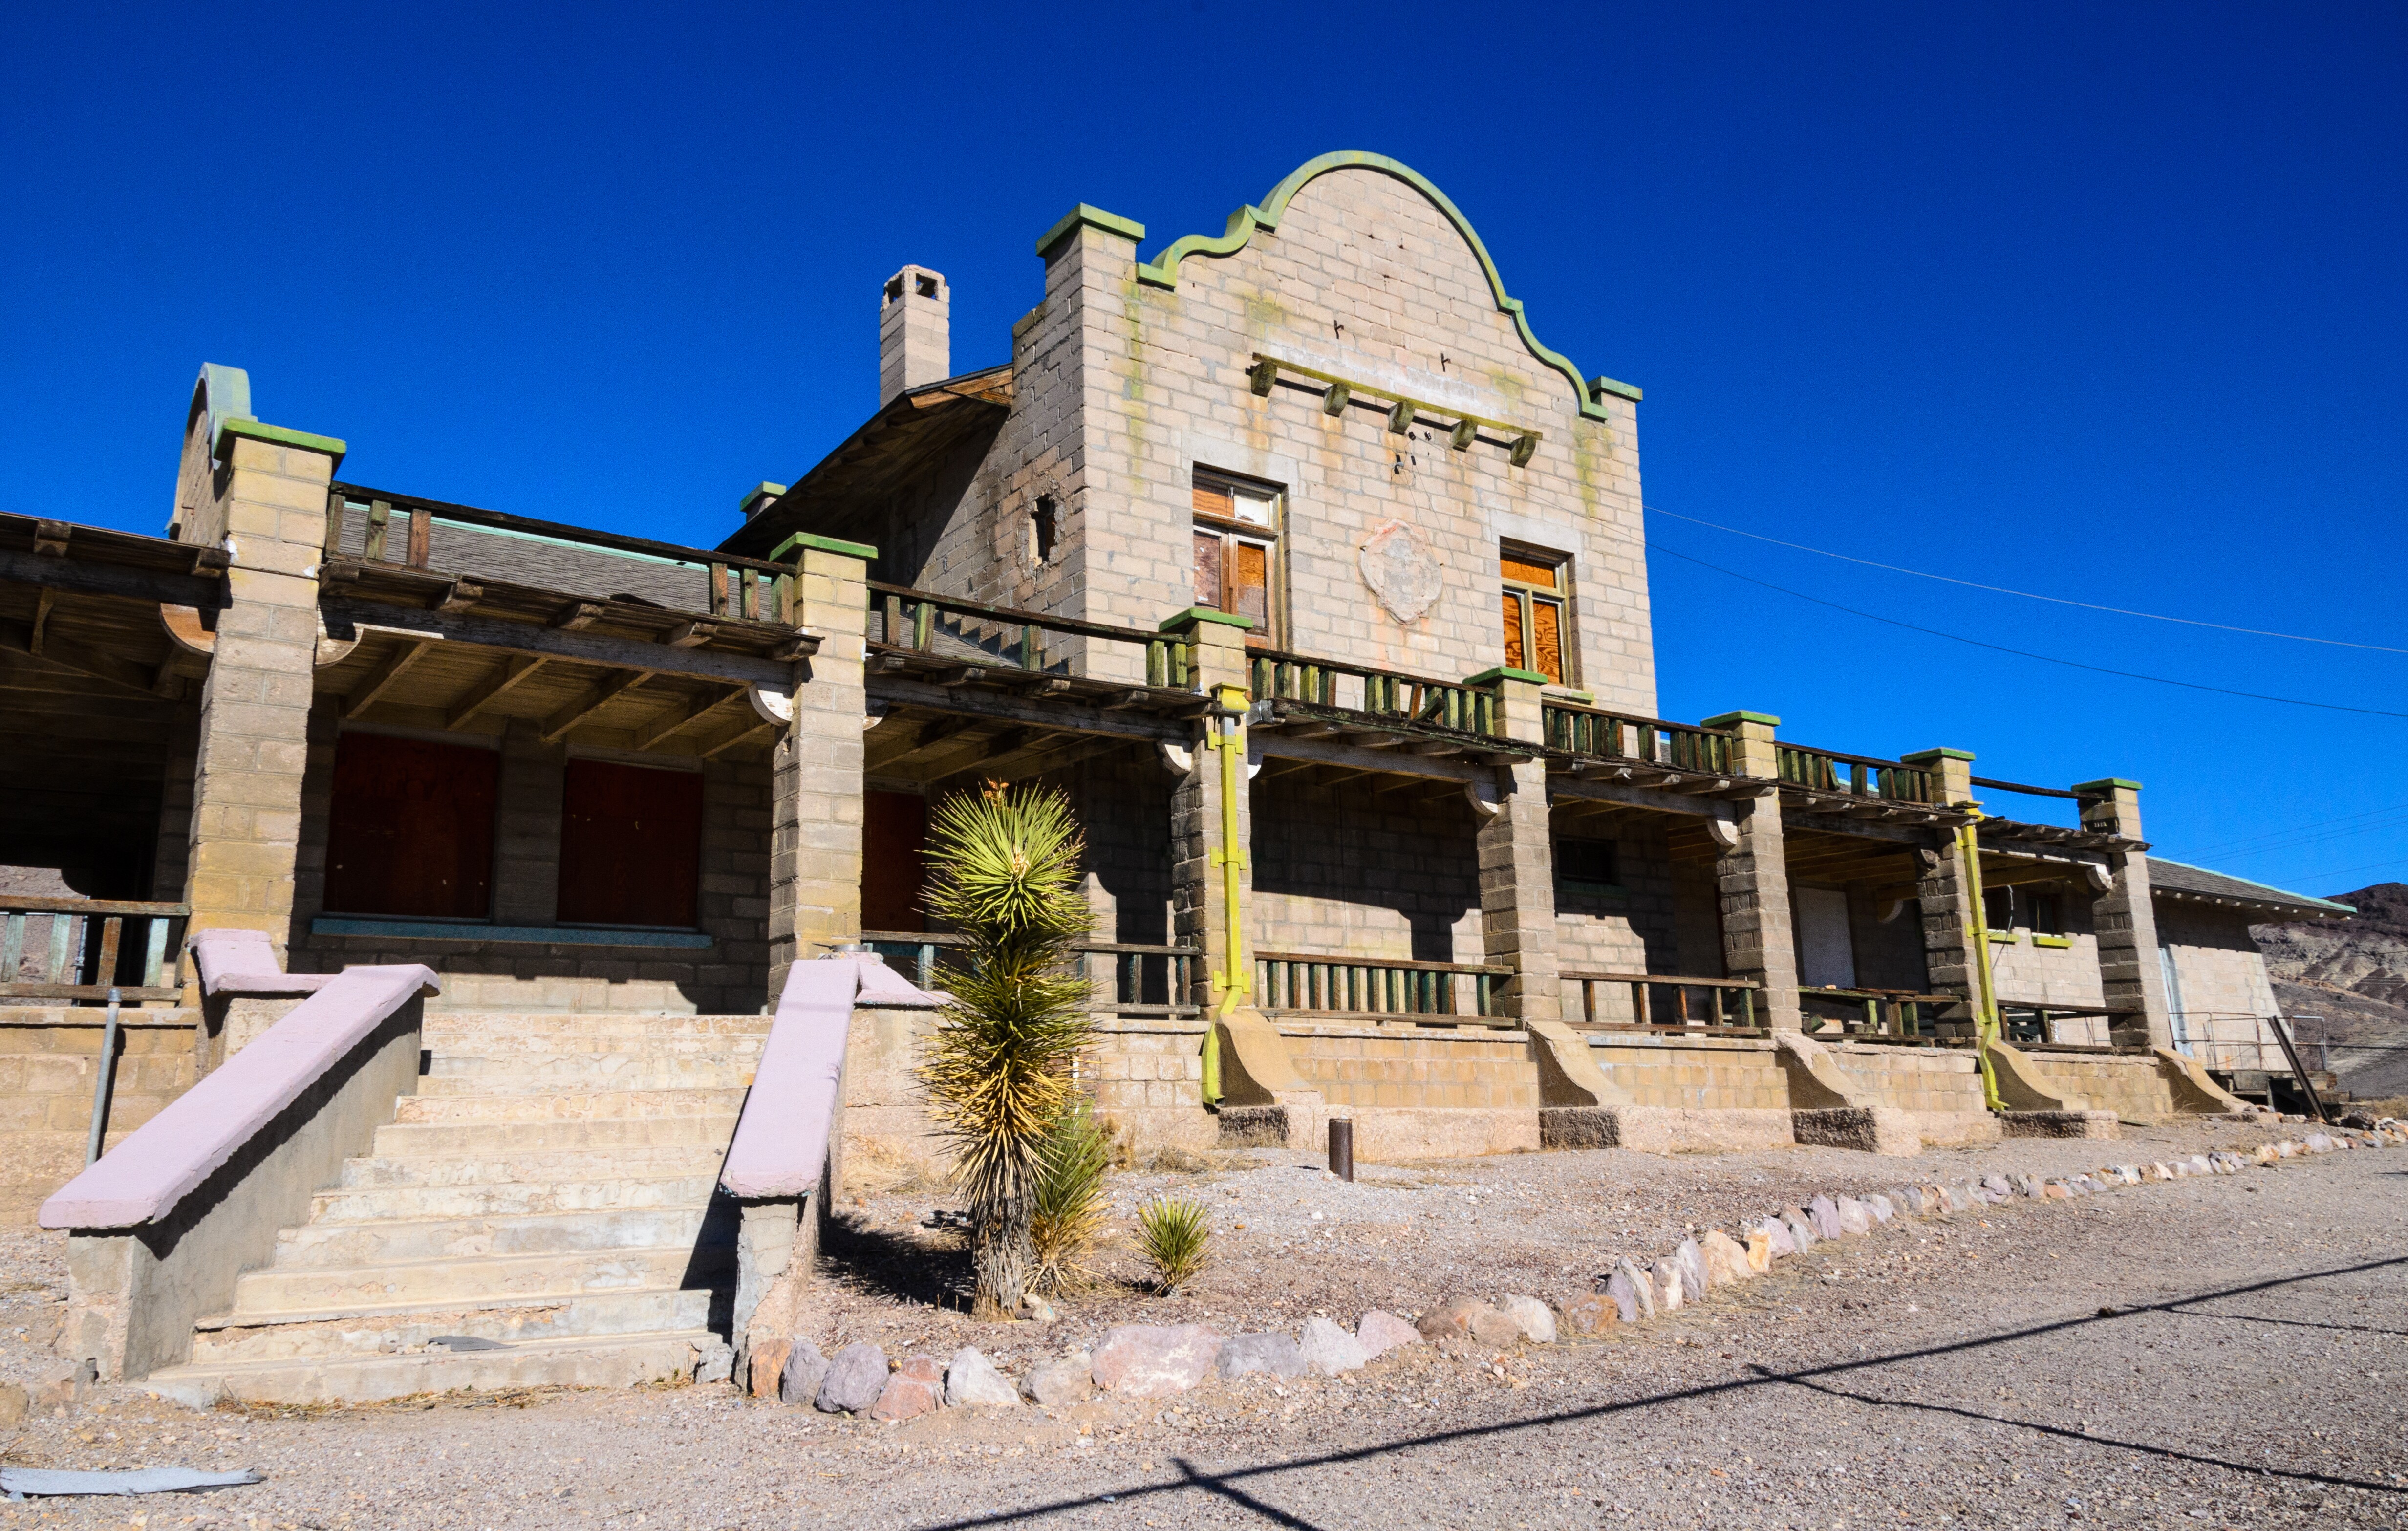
[{"x1": 144, "y1": 1012, "x2": 772, "y2": 1406}]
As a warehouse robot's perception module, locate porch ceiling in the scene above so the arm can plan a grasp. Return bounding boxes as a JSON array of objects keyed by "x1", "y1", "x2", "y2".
[{"x1": 863, "y1": 704, "x2": 1151, "y2": 786}]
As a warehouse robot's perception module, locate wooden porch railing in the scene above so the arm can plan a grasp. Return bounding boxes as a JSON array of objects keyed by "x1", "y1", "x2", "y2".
[
  {"x1": 1798, "y1": 986, "x2": 1960, "y2": 1037},
  {"x1": 1, "y1": 899, "x2": 189, "y2": 1004},
  {"x1": 866, "y1": 583, "x2": 1194, "y2": 688},
  {"x1": 860, "y1": 930, "x2": 1200, "y2": 1018},
  {"x1": 1253, "y1": 950, "x2": 1512, "y2": 1022},
  {"x1": 1248, "y1": 652, "x2": 1501, "y2": 736},
  {"x1": 1543, "y1": 702, "x2": 1732, "y2": 772},
  {"x1": 1775, "y1": 744, "x2": 1937, "y2": 805},
  {"x1": 1565, "y1": 970, "x2": 1762, "y2": 1032}
]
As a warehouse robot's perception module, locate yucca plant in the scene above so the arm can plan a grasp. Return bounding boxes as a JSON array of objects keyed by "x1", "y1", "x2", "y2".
[
  {"x1": 1028, "y1": 1095, "x2": 1112, "y2": 1294},
  {"x1": 917, "y1": 780, "x2": 1095, "y2": 1320},
  {"x1": 1136, "y1": 1195, "x2": 1211, "y2": 1296}
]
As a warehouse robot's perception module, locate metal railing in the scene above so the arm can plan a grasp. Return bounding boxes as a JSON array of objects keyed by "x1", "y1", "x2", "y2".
[
  {"x1": 1249, "y1": 653, "x2": 1500, "y2": 736},
  {"x1": 1776, "y1": 744, "x2": 1938, "y2": 804},
  {"x1": 2, "y1": 899, "x2": 189, "y2": 1004},
  {"x1": 1253, "y1": 950, "x2": 1512, "y2": 1023},
  {"x1": 867, "y1": 583, "x2": 1193, "y2": 688},
  {"x1": 1543, "y1": 702, "x2": 1732, "y2": 773},
  {"x1": 1566, "y1": 970, "x2": 1762, "y2": 1032},
  {"x1": 860, "y1": 930, "x2": 1200, "y2": 1017}
]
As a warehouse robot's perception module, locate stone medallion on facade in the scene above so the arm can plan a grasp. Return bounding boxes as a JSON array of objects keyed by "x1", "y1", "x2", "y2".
[{"x1": 1356, "y1": 519, "x2": 1444, "y2": 624}]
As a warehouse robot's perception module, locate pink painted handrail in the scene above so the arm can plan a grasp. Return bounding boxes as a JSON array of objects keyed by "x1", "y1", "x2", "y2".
[
  {"x1": 189, "y1": 928, "x2": 333, "y2": 998},
  {"x1": 39, "y1": 964, "x2": 437, "y2": 1229},
  {"x1": 719, "y1": 955, "x2": 941, "y2": 1200}
]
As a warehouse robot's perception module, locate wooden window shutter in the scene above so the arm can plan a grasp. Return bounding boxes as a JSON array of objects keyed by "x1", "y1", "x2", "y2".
[
  {"x1": 1501, "y1": 591, "x2": 1526, "y2": 672},
  {"x1": 1531, "y1": 597, "x2": 1564, "y2": 683},
  {"x1": 1193, "y1": 530, "x2": 1223, "y2": 609},
  {"x1": 1233, "y1": 541, "x2": 1269, "y2": 629},
  {"x1": 1192, "y1": 479, "x2": 1234, "y2": 520}
]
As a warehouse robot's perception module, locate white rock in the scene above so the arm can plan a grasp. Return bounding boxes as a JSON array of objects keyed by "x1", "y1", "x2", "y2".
[
  {"x1": 1497, "y1": 1295, "x2": 1556, "y2": 1344},
  {"x1": 1297, "y1": 1316, "x2": 1368, "y2": 1377},
  {"x1": 945, "y1": 1347, "x2": 1021, "y2": 1408}
]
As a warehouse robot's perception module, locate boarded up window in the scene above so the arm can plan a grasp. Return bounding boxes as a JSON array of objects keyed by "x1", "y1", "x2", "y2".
[
  {"x1": 1794, "y1": 886, "x2": 1858, "y2": 988},
  {"x1": 557, "y1": 760, "x2": 703, "y2": 927},
  {"x1": 1500, "y1": 548, "x2": 1570, "y2": 683},
  {"x1": 325, "y1": 733, "x2": 499, "y2": 918},
  {"x1": 1192, "y1": 470, "x2": 1281, "y2": 645},
  {"x1": 861, "y1": 791, "x2": 928, "y2": 933}
]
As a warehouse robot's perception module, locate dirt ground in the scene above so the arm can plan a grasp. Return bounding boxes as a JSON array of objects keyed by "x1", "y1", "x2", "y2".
[{"x1": 0, "y1": 1121, "x2": 2402, "y2": 1528}]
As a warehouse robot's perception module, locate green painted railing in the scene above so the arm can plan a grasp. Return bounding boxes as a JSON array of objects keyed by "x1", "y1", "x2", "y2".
[
  {"x1": 866, "y1": 583, "x2": 1193, "y2": 687},
  {"x1": 1249, "y1": 652, "x2": 1500, "y2": 735},
  {"x1": 1542, "y1": 701, "x2": 1732, "y2": 772},
  {"x1": 1254, "y1": 950, "x2": 1511, "y2": 1023},
  {"x1": 1775, "y1": 745, "x2": 1938, "y2": 805},
  {"x1": 1, "y1": 898, "x2": 189, "y2": 1004},
  {"x1": 1565, "y1": 970, "x2": 1761, "y2": 1031}
]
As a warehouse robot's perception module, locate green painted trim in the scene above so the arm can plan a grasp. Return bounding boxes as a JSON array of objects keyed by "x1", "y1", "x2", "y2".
[
  {"x1": 770, "y1": 531, "x2": 879, "y2": 563},
  {"x1": 2070, "y1": 777, "x2": 2143, "y2": 793},
  {"x1": 1036, "y1": 203, "x2": 1145, "y2": 257},
  {"x1": 1463, "y1": 666, "x2": 1550, "y2": 686},
  {"x1": 312, "y1": 916, "x2": 714, "y2": 949},
  {"x1": 1131, "y1": 151, "x2": 1613, "y2": 421},
  {"x1": 2145, "y1": 857, "x2": 2356, "y2": 914},
  {"x1": 1589, "y1": 375, "x2": 1644, "y2": 403},
  {"x1": 1986, "y1": 930, "x2": 2020, "y2": 944},
  {"x1": 1700, "y1": 710, "x2": 1781, "y2": 728},
  {"x1": 1159, "y1": 606, "x2": 1253, "y2": 632},
  {"x1": 1548, "y1": 689, "x2": 1594, "y2": 704},
  {"x1": 217, "y1": 417, "x2": 346, "y2": 464},
  {"x1": 2032, "y1": 934, "x2": 2073, "y2": 949},
  {"x1": 738, "y1": 481, "x2": 788, "y2": 513},
  {"x1": 1901, "y1": 747, "x2": 1977, "y2": 764}
]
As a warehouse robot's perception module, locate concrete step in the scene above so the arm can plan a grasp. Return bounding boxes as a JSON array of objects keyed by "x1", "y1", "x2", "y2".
[
  {"x1": 309, "y1": 1172, "x2": 719, "y2": 1224},
  {"x1": 151, "y1": 1329, "x2": 727, "y2": 1407},
  {"x1": 270, "y1": 1206, "x2": 718, "y2": 1267},
  {"x1": 228, "y1": 1246, "x2": 728, "y2": 1315},
  {"x1": 392, "y1": 1087, "x2": 748, "y2": 1124},
  {"x1": 191, "y1": 1288, "x2": 715, "y2": 1363},
  {"x1": 419, "y1": 1054, "x2": 758, "y2": 1091},
  {"x1": 422, "y1": 1014, "x2": 772, "y2": 1047},
  {"x1": 369, "y1": 1115, "x2": 738, "y2": 1158},
  {"x1": 336, "y1": 1144, "x2": 728, "y2": 1190}
]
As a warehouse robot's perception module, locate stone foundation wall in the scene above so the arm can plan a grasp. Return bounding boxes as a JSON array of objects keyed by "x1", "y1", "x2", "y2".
[
  {"x1": 1280, "y1": 1023, "x2": 1538, "y2": 1109},
  {"x1": 1827, "y1": 1044, "x2": 1990, "y2": 1116},
  {"x1": 2023, "y1": 1051, "x2": 2178, "y2": 1121},
  {"x1": 0, "y1": 1009, "x2": 202, "y2": 1223},
  {"x1": 1587, "y1": 1037, "x2": 1788, "y2": 1110}
]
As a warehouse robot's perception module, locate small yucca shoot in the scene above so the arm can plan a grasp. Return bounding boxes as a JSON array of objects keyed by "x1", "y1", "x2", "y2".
[
  {"x1": 1029, "y1": 1097, "x2": 1112, "y2": 1294},
  {"x1": 1137, "y1": 1195, "x2": 1211, "y2": 1295}
]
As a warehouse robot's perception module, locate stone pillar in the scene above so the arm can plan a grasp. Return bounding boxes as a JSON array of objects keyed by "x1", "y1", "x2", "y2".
[
  {"x1": 768, "y1": 535, "x2": 874, "y2": 998},
  {"x1": 491, "y1": 720, "x2": 565, "y2": 927},
  {"x1": 1164, "y1": 609, "x2": 1255, "y2": 1015},
  {"x1": 1701, "y1": 711, "x2": 1801, "y2": 1031},
  {"x1": 2074, "y1": 778, "x2": 2173, "y2": 1050},
  {"x1": 1468, "y1": 669, "x2": 1560, "y2": 1027},
  {"x1": 174, "y1": 392, "x2": 343, "y2": 985},
  {"x1": 1902, "y1": 748, "x2": 1980, "y2": 1017}
]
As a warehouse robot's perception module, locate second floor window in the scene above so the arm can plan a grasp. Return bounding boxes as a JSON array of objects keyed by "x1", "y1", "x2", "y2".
[
  {"x1": 1501, "y1": 548, "x2": 1569, "y2": 683},
  {"x1": 1193, "y1": 471, "x2": 1280, "y2": 645}
]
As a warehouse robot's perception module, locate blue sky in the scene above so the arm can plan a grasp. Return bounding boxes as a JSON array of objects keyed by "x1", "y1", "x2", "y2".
[{"x1": 3, "y1": 2, "x2": 2401, "y2": 898}]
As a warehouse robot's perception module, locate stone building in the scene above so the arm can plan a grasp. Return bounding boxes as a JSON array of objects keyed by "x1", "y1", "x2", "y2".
[{"x1": 0, "y1": 152, "x2": 2356, "y2": 1399}]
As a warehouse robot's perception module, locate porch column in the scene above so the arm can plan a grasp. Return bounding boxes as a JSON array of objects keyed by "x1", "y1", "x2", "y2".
[
  {"x1": 174, "y1": 387, "x2": 342, "y2": 984},
  {"x1": 1468, "y1": 669, "x2": 1560, "y2": 1026},
  {"x1": 2073, "y1": 778, "x2": 2173, "y2": 1049},
  {"x1": 1701, "y1": 711, "x2": 1801, "y2": 1031},
  {"x1": 1903, "y1": 748, "x2": 1980, "y2": 1017},
  {"x1": 1163, "y1": 609, "x2": 1254, "y2": 1016},
  {"x1": 768, "y1": 534, "x2": 874, "y2": 997}
]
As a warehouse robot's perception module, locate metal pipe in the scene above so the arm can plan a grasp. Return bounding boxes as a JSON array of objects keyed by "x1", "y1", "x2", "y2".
[
  {"x1": 85, "y1": 987, "x2": 121, "y2": 1165},
  {"x1": 1327, "y1": 1117, "x2": 1355, "y2": 1182},
  {"x1": 1199, "y1": 687, "x2": 1252, "y2": 1104},
  {"x1": 1956, "y1": 820, "x2": 2006, "y2": 1112}
]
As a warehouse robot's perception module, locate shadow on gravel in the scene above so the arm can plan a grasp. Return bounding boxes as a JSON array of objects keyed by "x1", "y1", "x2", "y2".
[
  {"x1": 821, "y1": 1214, "x2": 974, "y2": 1311},
  {"x1": 910, "y1": 1254, "x2": 2408, "y2": 1530}
]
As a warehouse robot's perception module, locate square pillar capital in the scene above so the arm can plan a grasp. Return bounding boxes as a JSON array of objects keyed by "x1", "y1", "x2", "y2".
[
  {"x1": 1702, "y1": 710, "x2": 1781, "y2": 778},
  {"x1": 2073, "y1": 778, "x2": 2145, "y2": 839},
  {"x1": 1903, "y1": 747, "x2": 1978, "y2": 808}
]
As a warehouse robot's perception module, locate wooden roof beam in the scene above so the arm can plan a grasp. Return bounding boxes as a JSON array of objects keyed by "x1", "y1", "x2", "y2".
[
  {"x1": 446, "y1": 654, "x2": 549, "y2": 731},
  {"x1": 540, "y1": 668, "x2": 655, "y2": 742}
]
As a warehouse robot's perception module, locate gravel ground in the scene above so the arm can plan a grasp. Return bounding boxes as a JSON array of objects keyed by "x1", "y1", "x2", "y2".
[{"x1": 0, "y1": 1123, "x2": 2402, "y2": 1528}]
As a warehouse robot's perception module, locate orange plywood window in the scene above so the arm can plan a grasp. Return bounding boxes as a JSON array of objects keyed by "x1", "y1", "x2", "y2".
[
  {"x1": 324, "y1": 733, "x2": 499, "y2": 919},
  {"x1": 557, "y1": 759, "x2": 703, "y2": 927},
  {"x1": 1500, "y1": 549, "x2": 1570, "y2": 684},
  {"x1": 1192, "y1": 470, "x2": 1281, "y2": 645},
  {"x1": 861, "y1": 791, "x2": 929, "y2": 933}
]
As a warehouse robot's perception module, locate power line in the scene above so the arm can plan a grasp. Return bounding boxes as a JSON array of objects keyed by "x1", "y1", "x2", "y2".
[
  {"x1": 2185, "y1": 800, "x2": 2408, "y2": 857},
  {"x1": 1645, "y1": 505, "x2": 2408, "y2": 656},
  {"x1": 1647, "y1": 541, "x2": 2408, "y2": 720},
  {"x1": 2189, "y1": 807, "x2": 2408, "y2": 863}
]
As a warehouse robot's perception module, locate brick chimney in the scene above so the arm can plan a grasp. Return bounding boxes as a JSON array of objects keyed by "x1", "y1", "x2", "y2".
[{"x1": 879, "y1": 265, "x2": 950, "y2": 406}]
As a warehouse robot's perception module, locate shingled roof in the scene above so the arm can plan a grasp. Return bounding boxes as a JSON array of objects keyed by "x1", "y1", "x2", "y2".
[{"x1": 2149, "y1": 858, "x2": 2355, "y2": 920}]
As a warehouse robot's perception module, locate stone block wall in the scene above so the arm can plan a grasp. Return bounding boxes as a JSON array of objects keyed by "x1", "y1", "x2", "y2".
[
  {"x1": 1252, "y1": 770, "x2": 1481, "y2": 963},
  {"x1": 1552, "y1": 818, "x2": 1694, "y2": 1022},
  {"x1": 1280, "y1": 1023, "x2": 1539, "y2": 1109},
  {"x1": 2022, "y1": 1052, "x2": 2178, "y2": 1121},
  {"x1": 2155, "y1": 902, "x2": 2281, "y2": 1030},
  {"x1": 1988, "y1": 927, "x2": 2108, "y2": 1011},
  {"x1": 1826, "y1": 1044, "x2": 1989, "y2": 1116},
  {"x1": 0, "y1": 1011, "x2": 201, "y2": 1222},
  {"x1": 1588, "y1": 1037, "x2": 1790, "y2": 1110}
]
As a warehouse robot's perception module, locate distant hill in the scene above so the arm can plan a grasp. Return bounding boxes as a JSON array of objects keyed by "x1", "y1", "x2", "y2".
[{"x1": 2253, "y1": 882, "x2": 2408, "y2": 1099}]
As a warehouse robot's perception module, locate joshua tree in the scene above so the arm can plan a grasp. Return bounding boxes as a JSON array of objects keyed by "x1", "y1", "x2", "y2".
[{"x1": 918, "y1": 780, "x2": 1096, "y2": 1319}]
